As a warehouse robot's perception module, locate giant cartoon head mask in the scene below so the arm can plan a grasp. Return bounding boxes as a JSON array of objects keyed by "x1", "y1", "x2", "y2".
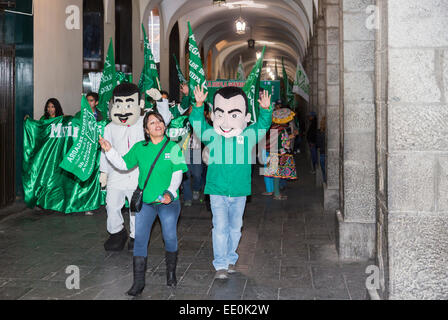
[
  {"x1": 211, "y1": 86, "x2": 251, "y2": 138},
  {"x1": 110, "y1": 83, "x2": 144, "y2": 126}
]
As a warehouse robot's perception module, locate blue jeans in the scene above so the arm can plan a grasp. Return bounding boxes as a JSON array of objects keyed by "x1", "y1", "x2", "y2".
[
  {"x1": 210, "y1": 195, "x2": 247, "y2": 271},
  {"x1": 309, "y1": 143, "x2": 317, "y2": 169},
  {"x1": 134, "y1": 200, "x2": 181, "y2": 257},
  {"x1": 262, "y1": 149, "x2": 274, "y2": 193},
  {"x1": 183, "y1": 149, "x2": 204, "y2": 201},
  {"x1": 320, "y1": 154, "x2": 326, "y2": 182},
  {"x1": 263, "y1": 149, "x2": 287, "y2": 193}
]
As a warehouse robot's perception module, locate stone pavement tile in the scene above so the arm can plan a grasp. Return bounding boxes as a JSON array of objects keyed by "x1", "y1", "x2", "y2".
[
  {"x1": 242, "y1": 281, "x2": 278, "y2": 300},
  {"x1": 308, "y1": 244, "x2": 340, "y2": 262},
  {"x1": 171, "y1": 284, "x2": 212, "y2": 296},
  {"x1": 43, "y1": 265, "x2": 96, "y2": 282},
  {"x1": 138, "y1": 284, "x2": 173, "y2": 300},
  {"x1": 188, "y1": 258, "x2": 215, "y2": 271},
  {"x1": 280, "y1": 265, "x2": 312, "y2": 283},
  {"x1": 314, "y1": 288, "x2": 351, "y2": 300},
  {"x1": 178, "y1": 270, "x2": 215, "y2": 288},
  {"x1": 278, "y1": 287, "x2": 315, "y2": 300},
  {"x1": 170, "y1": 293, "x2": 208, "y2": 300},
  {"x1": 18, "y1": 284, "x2": 103, "y2": 300},
  {"x1": 0, "y1": 286, "x2": 33, "y2": 300},
  {"x1": 280, "y1": 253, "x2": 310, "y2": 266},
  {"x1": 310, "y1": 265, "x2": 347, "y2": 291},
  {"x1": 207, "y1": 277, "x2": 247, "y2": 300}
]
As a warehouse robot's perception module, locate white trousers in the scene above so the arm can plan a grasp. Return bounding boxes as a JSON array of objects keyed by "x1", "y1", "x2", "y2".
[{"x1": 106, "y1": 188, "x2": 136, "y2": 238}]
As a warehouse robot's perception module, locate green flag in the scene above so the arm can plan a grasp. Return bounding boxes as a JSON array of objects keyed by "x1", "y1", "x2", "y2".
[
  {"x1": 236, "y1": 55, "x2": 245, "y2": 80},
  {"x1": 242, "y1": 46, "x2": 266, "y2": 124},
  {"x1": 274, "y1": 59, "x2": 279, "y2": 80},
  {"x1": 292, "y1": 58, "x2": 310, "y2": 102},
  {"x1": 116, "y1": 71, "x2": 132, "y2": 84},
  {"x1": 22, "y1": 116, "x2": 106, "y2": 213},
  {"x1": 173, "y1": 54, "x2": 187, "y2": 84},
  {"x1": 98, "y1": 38, "x2": 117, "y2": 119},
  {"x1": 282, "y1": 57, "x2": 294, "y2": 108},
  {"x1": 188, "y1": 21, "x2": 208, "y2": 104},
  {"x1": 139, "y1": 23, "x2": 160, "y2": 109},
  {"x1": 59, "y1": 96, "x2": 102, "y2": 182}
]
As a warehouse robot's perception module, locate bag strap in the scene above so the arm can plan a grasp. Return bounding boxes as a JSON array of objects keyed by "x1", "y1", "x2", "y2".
[{"x1": 142, "y1": 138, "x2": 170, "y2": 191}]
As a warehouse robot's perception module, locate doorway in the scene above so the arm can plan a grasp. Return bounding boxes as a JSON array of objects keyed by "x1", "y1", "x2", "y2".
[{"x1": 0, "y1": 45, "x2": 16, "y2": 208}]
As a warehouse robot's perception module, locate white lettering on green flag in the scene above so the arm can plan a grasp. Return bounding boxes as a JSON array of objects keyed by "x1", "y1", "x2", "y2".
[
  {"x1": 242, "y1": 46, "x2": 266, "y2": 124},
  {"x1": 188, "y1": 21, "x2": 208, "y2": 104},
  {"x1": 60, "y1": 96, "x2": 99, "y2": 182},
  {"x1": 98, "y1": 38, "x2": 117, "y2": 119},
  {"x1": 292, "y1": 58, "x2": 310, "y2": 102},
  {"x1": 139, "y1": 23, "x2": 160, "y2": 109}
]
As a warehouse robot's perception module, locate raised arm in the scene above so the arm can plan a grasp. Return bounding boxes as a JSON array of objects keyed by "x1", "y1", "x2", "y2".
[
  {"x1": 188, "y1": 85, "x2": 212, "y2": 141},
  {"x1": 249, "y1": 90, "x2": 273, "y2": 142}
]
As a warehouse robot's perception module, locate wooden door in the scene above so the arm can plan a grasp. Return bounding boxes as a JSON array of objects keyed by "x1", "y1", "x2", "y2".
[{"x1": 0, "y1": 45, "x2": 15, "y2": 208}]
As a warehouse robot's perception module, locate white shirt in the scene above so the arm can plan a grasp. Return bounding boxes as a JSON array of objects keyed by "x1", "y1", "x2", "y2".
[{"x1": 100, "y1": 116, "x2": 145, "y2": 190}]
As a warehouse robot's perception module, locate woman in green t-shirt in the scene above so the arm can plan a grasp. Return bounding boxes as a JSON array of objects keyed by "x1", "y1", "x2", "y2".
[{"x1": 99, "y1": 111, "x2": 188, "y2": 297}]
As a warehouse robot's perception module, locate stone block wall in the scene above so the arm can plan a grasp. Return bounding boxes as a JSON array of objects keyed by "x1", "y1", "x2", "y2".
[
  {"x1": 337, "y1": 0, "x2": 376, "y2": 260},
  {"x1": 385, "y1": 0, "x2": 448, "y2": 300}
]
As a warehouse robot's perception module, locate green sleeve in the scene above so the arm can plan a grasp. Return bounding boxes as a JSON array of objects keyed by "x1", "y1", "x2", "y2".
[
  {"x1": 188, "y1": 104, "x2": 213, "y2": 142},
  {"x1": 248, "y1": 106, "x2": 273, "y2": 143},
  {"x1": 170, "y1": 105, "x2": 183, "y2": 119},
  {"x1": 122, "y1": 143, "x2": 140, "y2": 170},
  {"x1": 180, "y1": 95, "x2": 191, "y2": 111}
]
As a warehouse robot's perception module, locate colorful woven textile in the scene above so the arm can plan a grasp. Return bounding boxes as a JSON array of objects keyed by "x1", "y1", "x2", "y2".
[{"x1": 264, "y1": 153, "x2": 298, "y2": 180}]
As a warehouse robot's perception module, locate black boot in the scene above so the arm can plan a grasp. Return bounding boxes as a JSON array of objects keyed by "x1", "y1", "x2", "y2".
[
  {"x1": 104, "y1": 228, "x2": 128, "y2": 251},
  {"x1": 165, "y1": 251, "x2": 178, "y2": 287},
  {"x1": 126, "y1": 256, "x2": 147, "y2": 296},
  {"x1": 128, "y1": 238, "x2": 134, "y2": 252}
]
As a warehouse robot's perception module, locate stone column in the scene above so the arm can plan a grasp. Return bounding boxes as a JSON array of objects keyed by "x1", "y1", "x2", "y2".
[
  {"x1": 317, "y1": 17, "x2": 327, "y2": 124},
  {"x1": 311, "y1": 33, "x2": 318, "y2": 114},
  {"x1": 336, "y1": 0, "x2": 376, "y2": 260},
  {"x1": 384, "y1": 0, "x2": 448, "y2": 300},
  {"x1": 323, "y1": 0, "x2": 340, "y2": 211}
]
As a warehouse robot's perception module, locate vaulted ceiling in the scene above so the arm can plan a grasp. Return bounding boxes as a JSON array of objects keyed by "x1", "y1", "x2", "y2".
[{"x1": 141, "y1": 0, "x2": 317, "y2": 80}]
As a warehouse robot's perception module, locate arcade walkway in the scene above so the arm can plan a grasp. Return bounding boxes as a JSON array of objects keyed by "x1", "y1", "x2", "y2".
[{"x1": 0, "y1": 152, "x2": 371, "y2": 300}]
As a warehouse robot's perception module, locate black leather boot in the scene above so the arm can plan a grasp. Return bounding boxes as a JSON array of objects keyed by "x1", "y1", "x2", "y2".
[
  {"x1": 165, "y1": 251, "x2": 178, "y2": 287},
  {"x1": 104, "y1": 228, "x2": 128, "y2": 251},
  {"x1": 126, "y1": 256, "x2": 147, "y2": 296},
  {"x1": 128, "y1": 238, "x2": 134, "y2": 252}
]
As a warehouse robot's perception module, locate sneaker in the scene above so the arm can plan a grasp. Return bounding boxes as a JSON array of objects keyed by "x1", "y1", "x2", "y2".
[
  {"x1": 85, "y1": 211, "x2": 94, "y2": 216},
  {"x1": 227, "y1": 264, "x2": 237, "y2": 274},
  {"x1": 184, "y1": 200, "x2": 192, "y2": 207},
  {"x1": 193, "y1": 191, "x2": 200, "y2": 201},
  {"x1": 215, "y1": 269, "x2": 229, "y2": 280}
]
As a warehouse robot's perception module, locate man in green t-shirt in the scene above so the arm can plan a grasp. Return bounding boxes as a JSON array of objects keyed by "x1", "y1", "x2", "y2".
[{"x1": 189, "y1": 85, "x2": 272, "y2": 279}]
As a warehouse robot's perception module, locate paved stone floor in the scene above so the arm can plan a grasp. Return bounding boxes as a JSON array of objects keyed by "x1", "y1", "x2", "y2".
[{"x1": 0, "y1": 152, "x2": 371, "y2": 300}]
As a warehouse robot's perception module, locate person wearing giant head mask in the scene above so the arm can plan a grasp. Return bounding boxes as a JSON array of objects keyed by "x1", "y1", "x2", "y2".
[
  {"x1": 100, "y1": 83, "x2": 170, "y2": 252},
  {"x1": 189, "y1": 85, "x2": 273, "y2": 279}
]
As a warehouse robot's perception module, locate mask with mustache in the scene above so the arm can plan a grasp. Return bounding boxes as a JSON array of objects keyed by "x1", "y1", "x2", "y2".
[{"x1": 110, "y1": 92, "x2": 142, "y2": 126}]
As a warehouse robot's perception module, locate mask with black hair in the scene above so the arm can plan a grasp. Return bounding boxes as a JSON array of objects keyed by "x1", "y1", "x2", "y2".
[
  {"x1": 110, "y1": 83, "x2": 144, "y2": 126},
  {"x1": 211, "y1": 86, "x2": 251, "y2": 138}
]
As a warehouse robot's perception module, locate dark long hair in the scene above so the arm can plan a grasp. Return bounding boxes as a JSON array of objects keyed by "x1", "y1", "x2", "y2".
[
  {"x1": 44, "y1": 98, "x2": 64, "y2": 119},
  {"x1": 143, "y1": 111, "x2": 166, "y2": 146}
]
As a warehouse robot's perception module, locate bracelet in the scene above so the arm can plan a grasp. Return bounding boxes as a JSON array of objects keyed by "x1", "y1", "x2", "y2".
[{"x1": 163, "y1": 190, "x2": 174, "y2": 202}]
